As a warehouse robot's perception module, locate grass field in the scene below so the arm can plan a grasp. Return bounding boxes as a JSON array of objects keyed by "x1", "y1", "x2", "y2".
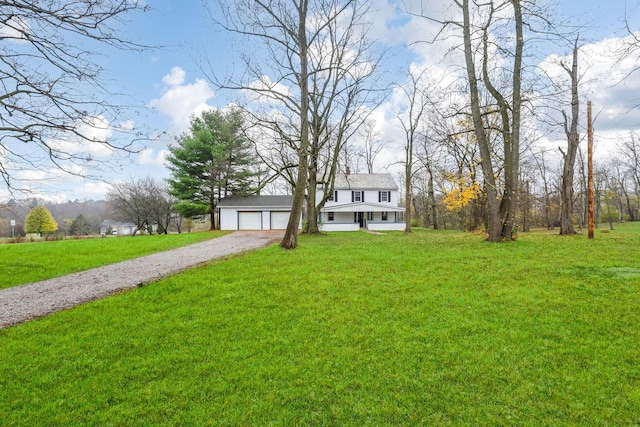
[
  {"x1": 1, "y1": 225, "x2": 640, "y2": 425},
  {"x1": 0, "y1": 231, "x2": 226, "y2": 289}
]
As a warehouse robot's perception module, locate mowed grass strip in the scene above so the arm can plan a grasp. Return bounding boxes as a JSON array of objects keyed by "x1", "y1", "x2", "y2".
[
  {"x1": 1, "y1": 226, "x2": 640, "y2": 425},
  {"x1": 0, "y1": 231, "x2": 227, "y2": 289}
]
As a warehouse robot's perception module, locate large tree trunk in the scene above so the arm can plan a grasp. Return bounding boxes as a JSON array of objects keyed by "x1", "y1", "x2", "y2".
[
  {"x1": 461, "y1": 0, "x2": 501, "y2": 241},
  {"x1": 405, "y1": 151, "x2": 413, "y2": 233},
  {"x1": 305, "y1": 163, "x2": 320, "y2": 234},
  {"x1": 209, "y1": 210, "x2": 216, "y2": 230},
  {"x1": 427, "y1": 163, "x2": 438, "y2": 230},
  {"x1": 560, "y1": 39, "x2": 580, "y2": 235},
  {"x1": 462, "y1": 0, "x2": 523, "y2": 241},
  {"x1": 491, "y1": 0, "x2": 523, "y2": 239},
  {"x1": 281, "y1": 2, "x2": 310, "y2": 250}
]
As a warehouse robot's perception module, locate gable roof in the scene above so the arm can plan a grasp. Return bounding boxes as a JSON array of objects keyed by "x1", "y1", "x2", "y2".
[
  {"x1": 333, "y1": 173, "x2": 398, "y2": 190},
  {"x1": 218, "y1": 195, "x2": 293, "y2": 208}
]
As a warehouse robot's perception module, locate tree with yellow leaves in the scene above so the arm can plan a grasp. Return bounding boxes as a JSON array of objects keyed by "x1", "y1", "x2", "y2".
[
  {"x1": 442, "y1": 174, "x2": 481, "y2": 212},
  {"x1": 25, "y1": 206, "x2": 58, "y2": 237}
]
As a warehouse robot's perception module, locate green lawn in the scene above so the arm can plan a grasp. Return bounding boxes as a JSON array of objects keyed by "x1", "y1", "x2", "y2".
[
  {"x1": 1, "y1": 225, "x2": 640, "y2": 425},
  {"x1": 0, "y1": 231, "x2": 227, "y2": 289}
]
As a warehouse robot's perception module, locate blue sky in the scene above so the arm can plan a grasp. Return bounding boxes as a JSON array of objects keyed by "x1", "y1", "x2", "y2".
[{"x1": 8, "y1": 0, "x2": 640, "y2": 202}]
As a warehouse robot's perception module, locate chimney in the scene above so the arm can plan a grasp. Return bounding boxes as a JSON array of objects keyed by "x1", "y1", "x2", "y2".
[{"x1": 346, "y1": 166, "x2": 351, "y2": 176}]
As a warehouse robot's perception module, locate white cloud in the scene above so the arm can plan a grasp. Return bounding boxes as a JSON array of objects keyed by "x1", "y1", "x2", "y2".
[
  {"x1": 162, "y1": 66, "x2": 186, "y2": 86},
  {"x1": 539, "y1": 33, "x2": 640, "y2": 134},
  {"x1": 137, "y1": 148, "x2": 169, "y2": 167},
  {"x1": 0, "y1": 16, "x2": 30, "y2": 43},
  {"x1": 118, "y1": 119, "x2": 136, "y2": 131},
  {"x1": 242, "y1": 76, "x2": 293, "y2": 104},
  {"x1": 73, "y1": 182, "x2": 113, "y2": 201},
  {"x1": 148, "y1": 67, "x2": 216, "y2": 134},
  {"x1": 47, "y1": 115, "x2": 116, "y2": 160}
]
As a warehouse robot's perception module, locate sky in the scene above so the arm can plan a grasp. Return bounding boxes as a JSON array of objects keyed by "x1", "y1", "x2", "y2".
[{"x1": 5, "y1": 0, "x2": 640, "y2": 202}]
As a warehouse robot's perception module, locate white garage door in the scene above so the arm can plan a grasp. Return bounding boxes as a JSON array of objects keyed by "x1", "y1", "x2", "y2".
[
  {"x1": 238, "y1": 211, "x2": 262, "y2": 230},
  {"x1": 270, "y1": 211, "x2": 291, "y2": 230}
]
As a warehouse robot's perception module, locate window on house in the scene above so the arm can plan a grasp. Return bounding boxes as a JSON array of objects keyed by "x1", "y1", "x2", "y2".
[
  {"x1": 367, "y1": 212, "x2": 373, "y2": 221},
  {"x1": 328, "y1": 192, "x2": 334, "y2": 201},
  {"x1": 381, "y1": 211, "x2": 388, "y2": 221},
  {"x1": 352, "y1": 191, "x2": 362, "y2": 202},
  {"x1": 328, "y1": 212, "x2": 335, "y2": 221},
  {"x1": 379, "y1": 191, "x2": 389, "y2": 202}
]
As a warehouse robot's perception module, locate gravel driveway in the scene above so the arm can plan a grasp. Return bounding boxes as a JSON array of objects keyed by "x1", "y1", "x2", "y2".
[{"x1": 0, "y1": 231, "x2": 283, "y2": 329}]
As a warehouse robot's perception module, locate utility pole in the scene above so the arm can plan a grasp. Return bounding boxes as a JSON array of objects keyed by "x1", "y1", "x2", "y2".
[{"x1": 587, "y1": 101, "x2": 595, "y2": 239}]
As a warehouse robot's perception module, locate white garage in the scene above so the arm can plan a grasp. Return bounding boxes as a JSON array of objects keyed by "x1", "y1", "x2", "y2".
[{"x1": 218, "y1": 195, "x2": 300, "y2": 231}]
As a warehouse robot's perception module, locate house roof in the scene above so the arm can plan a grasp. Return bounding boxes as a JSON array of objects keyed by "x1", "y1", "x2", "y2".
[
  {"x1": 333, "y1": 173, "x2": 399, "y2": 190},
  {"x1": 218, "y1": 195, "x2": 293, "y2": 209}
]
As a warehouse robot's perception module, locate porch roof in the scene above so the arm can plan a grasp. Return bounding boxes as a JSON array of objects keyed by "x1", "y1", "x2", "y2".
[{"x1": 320, "y1": 202, "x2": 405, "y2": 213}]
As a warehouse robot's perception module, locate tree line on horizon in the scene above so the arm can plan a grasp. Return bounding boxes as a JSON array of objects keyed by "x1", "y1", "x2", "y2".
[{"x1": 2, "y1": 1, "x2": 640, "y2": 245}]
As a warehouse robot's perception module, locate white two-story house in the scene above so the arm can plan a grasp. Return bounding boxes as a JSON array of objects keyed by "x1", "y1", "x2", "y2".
[{"x1": 318, "y1": 173, "x2": 405, "y2": 232}]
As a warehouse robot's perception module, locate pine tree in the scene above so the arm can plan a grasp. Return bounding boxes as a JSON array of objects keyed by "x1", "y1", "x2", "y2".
[
  {"x1": 166, "y1": 108, "x2": 260, "y2": 229},
  {"x1": 69, "y1": 214, "x2": 91, "y2": 236}
]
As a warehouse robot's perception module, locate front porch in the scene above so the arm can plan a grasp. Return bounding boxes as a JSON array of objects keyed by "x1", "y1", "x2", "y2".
[{"x1": 318, "y1": 203, "x2": 405, "y2": 232}]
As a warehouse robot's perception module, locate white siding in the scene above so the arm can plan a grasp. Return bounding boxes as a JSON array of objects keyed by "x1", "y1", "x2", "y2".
[
  {"x1": 320, "y1": 189, "x2": 399, "y2": 209},
  {"x1": 368, "y1": 222, "x2": 405, "y2": 231},
  {"x1": 321, "y1": 223, "x2": 360, "y2": 232},
  {"x1": 324, "y1": 212, "x2": 355, "y2": 224}
]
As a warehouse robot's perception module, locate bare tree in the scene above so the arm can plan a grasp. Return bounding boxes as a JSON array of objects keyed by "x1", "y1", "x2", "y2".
[
  {"x1": 416, "y1": 131, "x2": 442, "y2": 230},
  {"x1": 415, "y1": 0, "x2": 526, "y2": 240},
  {"x1": 618, "y1": 133, "x2": 640, "y2": 220},
  {"x1": 559, "y1": 39, "x2": 581, "y2": 235},
  {"x1": 396, "y1": 68, "x2": 431, "y2": 233},
  {"x1": 468, "y1": 0, "x2": 524, "y2": 240},
  {"x1": 212, "y1": 0, "x2": 314, "y2": 249},
  {"x1": 148, "y1": 182, "x2": 177, "y2": 235},
  {"x1": 108, "y1": 177, "x2": 174, "y2": 236},
  {"x1": 0, "y1": 1, "x2": 149, "y2": 192},
  {"x1": 356, "y1": 119, "x2": 385, "y2": 174},
  {"x1": 530, "y1": 148, "x2": 554, "y2": 229},
  {"x1": 212, "y1": 0, "x2": 379, "y2": 246},
  {"x1": 304, "y1": 1, "x2": 382, "y2": 235},
  {"x1": 608, "y1": 156, "x2": 635, "y2": 221}
]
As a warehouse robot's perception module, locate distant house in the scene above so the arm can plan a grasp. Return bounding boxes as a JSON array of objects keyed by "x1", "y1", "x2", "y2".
[
  {"x1": 317, "y1": 173, "x2": 405, "y2": 232},
  {"x1": 99, "y1": 219, "x2": 136, "y2": 236},
  {"x1": 218, "y1": 195, "x2": 300, "y2": 231}
]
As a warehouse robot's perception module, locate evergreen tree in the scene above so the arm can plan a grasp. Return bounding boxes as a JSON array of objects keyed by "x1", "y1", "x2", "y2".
[
  {"x1": 25, "y1": 206, "x2": 58, "y2": 236},
  {"x1": 69, "y1": 214, "x2": 92, "y2": 236},
  {"x1": 166, "y1": 108, "x2": 259, "y2": 229}
]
